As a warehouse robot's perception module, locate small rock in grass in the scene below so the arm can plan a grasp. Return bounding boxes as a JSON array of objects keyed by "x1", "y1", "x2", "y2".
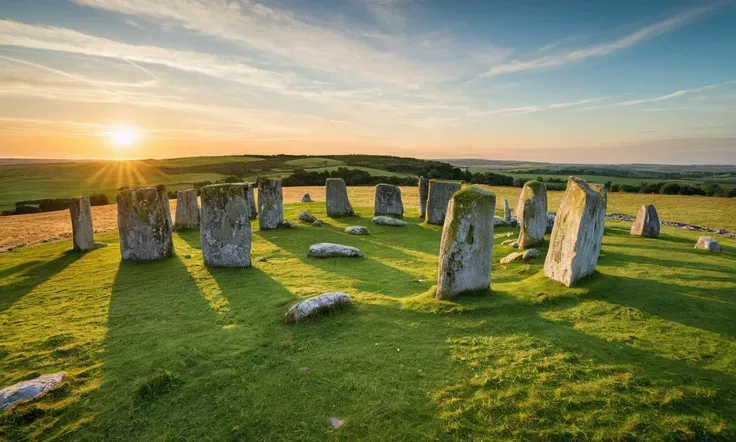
[
  {"x1": 307, "y1": 243, "x2": 363, "y2": 258},
  {"x1": 500, "y1": 252, "x2": 524, "y2": 265},
  {"x1": 345, "y1": 226, "x2": 369, "y2": 235},
  {"x1": 312, "y1": 220, "x2": 324, "y2": 227},
  {"x1": 285, "y1": 292, "x2": 352, "y2": 323},
  {"x1": 1, "y1": 372, "x2": 64, "y2": 411},
  {"x1": 299, "y1": 367, "x2": 312, "y2": 373},
  {"x1": 371, "y1": 216, "x2": 406, "y2": 226},
  {"x1": 511, "y1": 241, "x2": 519, "y2": 249},
  {"x1": 298, "y1": 211, "x2": 317, "y2": 223},
  {"x1": 280, "y1": 220, "x2": 297, "y2": 229},
  {"x1": 329, "y1": 417, "x2": 344, "y2": 429},
  {"x1": 501, "y1": 239, "x2": 515, "y2": 246},
  {"x1": 695, "y1": 236, "x2": 721, "y2": 253},
  {"x1": 301, "y1": 193, "x2": 313, "y2": 203},
  {"x1": 522, "y1": 248, "x2": 540, "y2": 261},
  {"x1": 256, "y1": 257, "x2": 268, "y2": 262}
]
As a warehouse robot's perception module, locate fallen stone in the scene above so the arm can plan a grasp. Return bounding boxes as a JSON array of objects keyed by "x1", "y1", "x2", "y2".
[
  {"x1": 630, "y1": 204, "x2": 660, "y2": 238},
  {"x1": 200, "y1": 183, "x2": 252, "y2": 268},
  {"x1": 500, "y1": 252, "x2": 524, "y2": 265},
  {"x1": 426, "y1": 180, "x2": 462, "y2": 225},
  {"x1": 418, "y1": 176, "x2": 429, "y2": 219},
  {"x1": 280, "y1": 220, "x2": 297, "y2": 228},
  {"x1": 116, "y1": 186, "x2": 174, "y2": 261},
  {"x1": 285, "y1": 292, "x2": 352, "y2": 323},
  {"x1": 695, "y1": 236, "x2": 721, "y2": 252},
  {"x1": 307, "y1": 243, "x2": 363, "y2": 258},
  {"x1": 371, "y1": 216, "x2": 406, "y2": 226},
  {"x1": 298, "y1": 211, "x2": 318, "y2": 223},
  {"x1": 373, "y1": 183, "x2": 404, "y2": 218},
  {"x1": 301, "y1": 193, "x2": 313, "y2": 203},
  {"x1": 257, "y1": 178, "x2": 284, "y2": 229},
  {"x1": 312, "y1": 220, "x2": 324, "y2": 227},
  {"x1": 174, "y1": 189, "x2": 200, "y2": 229},
  {"x1": 69, "y1": 196, "x2": 95, "y2": 251},
  {"x1": 1, "y1": 372, "x2": 63, "y2": 411},
  {"x1": 436, "y1": 186, "x2": 495, "y2": 300},
  {"x1": 516, "y1": 181, "x2": 548, "y2": 248},
  {"x1": 544, "y1": 177, "x2": 607, "y2": 287},
  {"x1": 501, "y1": 239, "x2": 516, "y2": 246},
  {"x1": 325, "y1": 178, "x2": 354, "y2": 217},
  {"x1": 522, "y1": 248, "x2": 540, "y2": 260},
  {"x1": 494, "y1": 216, "x2": 506, "y2": 226},
  {"x1": 345, "y1": 226, "x2": 369, "y2": 235}
]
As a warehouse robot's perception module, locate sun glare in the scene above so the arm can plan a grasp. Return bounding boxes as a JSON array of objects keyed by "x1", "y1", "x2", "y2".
[{"x1": 109, "y1": 126, "x2": 139, "y2": 147}]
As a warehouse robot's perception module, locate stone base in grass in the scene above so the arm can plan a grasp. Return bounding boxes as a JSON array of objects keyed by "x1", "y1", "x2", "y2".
[{"x1": 285, "y1": 292, "x2": 352, "y2": 323}]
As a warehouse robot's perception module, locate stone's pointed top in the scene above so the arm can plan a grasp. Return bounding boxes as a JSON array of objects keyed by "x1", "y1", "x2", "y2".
[
  {"x1": 453, "y1": 185, "x2": 494, "y2": 201},
  {"x1": 524, "y1": 180, "x2": 547, "y2": 193},
  {"x1": 568, "y1": 176, "x2": 607, "y2": 198}
]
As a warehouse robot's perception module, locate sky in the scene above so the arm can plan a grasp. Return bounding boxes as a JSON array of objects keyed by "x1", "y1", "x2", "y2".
[{"x1": 0, "y1": 0, "x2": 735, "y2": 164}]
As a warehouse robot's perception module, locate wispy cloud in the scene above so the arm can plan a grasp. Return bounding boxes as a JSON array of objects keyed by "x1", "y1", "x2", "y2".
[
  {"x1": 481, "y1": 4, "x2": 722, "y2": 78},
  {"x1": 582, "y1": 80, "x2": 736, "y2": 110}
]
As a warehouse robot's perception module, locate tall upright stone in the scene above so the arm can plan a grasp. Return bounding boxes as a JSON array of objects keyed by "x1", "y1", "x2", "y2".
[
  {"x1": 69, "y1": 196, "x2": 94, "y2": 251},
  {"x1": 503, "y1": 199, "x2": 511, "y2": 222},
  {"x1": 425, "y1": 180, "x2": 462, "y2": 225},
  {"x1": 516, "y1": 181, "x2": 548, "y2": 248},
  {"x1": 418, "y1": 176, "x2": 429, "y2": 219},
  {"x1": 544, "y1": 177, "x2": 607, "y2": 287},
  {"x1": 246, "y1": 184, "x2": 257, "y2": 219},
  {"x1": 630, "y1": 204, "x2": 660, "y2": 238},
  {"x1": 174, "y1": 189, "x2": 199, "y2": 229},
  {"x1": 373, "y1": 184, "x2": 404, "y2": 218},
  {"x1": 116, "y1": 186, "x2": 173, "y2": 261},
  {"x1": 325, "y1": 178, "x2": 354, "y2": 217},
  {"x1": 436, "y1": 186, "x2": 496, "y2": 300},
  {"x1": 257, "y1": 178, "x2": 283, "y2": 229},
  {"x1": 200, "y1": 183, "x2": 252, "y2": 268}
]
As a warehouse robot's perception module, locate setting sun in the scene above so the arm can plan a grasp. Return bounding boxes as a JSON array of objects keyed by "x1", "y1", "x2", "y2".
[{"x1": 109, "y1": 126, "x2": 139, "y2": 147}]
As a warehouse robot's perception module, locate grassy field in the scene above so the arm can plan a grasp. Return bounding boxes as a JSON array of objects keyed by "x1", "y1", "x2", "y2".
[{"x1": 1, "y1": 193, "x2": 735, "y2": 441}]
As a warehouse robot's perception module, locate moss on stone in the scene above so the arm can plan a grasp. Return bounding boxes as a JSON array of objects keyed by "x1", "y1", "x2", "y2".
[{"x1": 201, "y1": 183, "x2": 247, "y2": 201}]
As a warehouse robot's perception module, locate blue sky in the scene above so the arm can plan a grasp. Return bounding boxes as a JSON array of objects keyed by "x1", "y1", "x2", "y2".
[{"x1": 0, "y1": 0, "x2": 734, "y2": 163}]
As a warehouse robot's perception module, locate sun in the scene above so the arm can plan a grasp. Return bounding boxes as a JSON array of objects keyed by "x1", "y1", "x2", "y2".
[{"x1": 109, "y1": 126, "x2": 139, "y2": 147}]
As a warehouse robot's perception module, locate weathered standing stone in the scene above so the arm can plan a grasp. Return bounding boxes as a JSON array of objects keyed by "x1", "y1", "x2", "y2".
[
  {"x1": 504, "y1": 199, "x2": 511, "y2": 222},
  {"x1": 436, "y1": 186, "x2": 496, "y2": 300},
  {"x1": 418, "y1": 176, "x2": 429, "y2": 219},
  {"x1": 257, "y1": 178, "x2": 284, "y2": 229},
  {"x1": 285, "y1": 292, "x2": 352, "y2": 323},
  {"x1": 301, "y1": 193, "x2": 313, "y2": 203},
  {"x1": 544, "y1": 177, "x2": 607, "y2": 287},
  {"x1": 373, "y1": 184, "x2": 404, "y2": 218},
  {"x1": 1, "y1": 372, "x2": 64, "y2": 411},
  {"x1": 426, "y1": 180, "x2": 462, "y2": 225},
  {"x1": 630, "y1": 204, "x2": 660, "y2": 238},
  {"x1": 325, "y1": 178, "x2": 354, "y2": 217},
  {"x1": 200, "y1": 184, "x2": 252, "y2": 268},
  {"x1": 516, "y1": 181, "x2": 548, "y2": 248},
  {"x1": 307, "y1": 243, "x2": 363, "y2": 258},
  {"x1": 246, "y1": 185, "x2": 258, "y2": 219},
  {"x1": 174, "y1": 189, "x2": 199, "y2": 229},
  {"x1": 695, "y1": 236, "x2": 721, "y2": 252},
  {"x1": 69, "y1": 196, "x2": 94, "y2": 251},
  {"x1": 116, "y1": 187, "x2": 173, "y2": 261}
]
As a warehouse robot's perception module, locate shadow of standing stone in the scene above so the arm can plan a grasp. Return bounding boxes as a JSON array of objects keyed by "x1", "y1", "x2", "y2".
[
  {"x1": 200, "y1": 183, "x2": 252, "y2": 268},
  {"x1": 117, "y1": 186, "x2": 174, "y2": 261}
]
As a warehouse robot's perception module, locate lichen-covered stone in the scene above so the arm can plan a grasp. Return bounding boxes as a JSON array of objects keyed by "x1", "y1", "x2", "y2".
[
  {"x1": 516, "y1": 181, "x2": 548, "y2": 248},
  {"x1": 69, "y1": 196, "x2": 94, "y2": 251},
  {"x1": 493, "y1": 216, "x2": 506, "y2": 226},
  {"x1": 522, "y1": 248, "x2": 540, "y2": 260},
  {"x1": 500, "y1": 252, "x2": 524, "y2": 265},
  {"x1": 371, "y1": 216, "x2": 406, "y2": 226},
  {"x1": 418, "y1": 176, "x2": 429, "y2": 219},
  {"x1": 246, "y1": 185, "x2": 258, "y2": 219},
  {"x1": 630, "y1": 204, "x2": 660, "y2": 237},
  {"x1": 301, "y1": 193, "x2": 313, "y2": 203},
  {"x1": 174, "y1": 189, "x2": 199, "y2": 229},
  {"x1": 1, "y1": 372, "x2": 63, "y2": 411},
  {"x1": 280, "y1": 220, "x2": 297, "y2": 228},
  {"x1": 298, "y1": 211, "x2": 317, "y2": 223},
  {"x1": 325, "y1": 178, "x2": 354, "y2": 217},
  {"x1": 312, "y1": 220, "x2": 324, "y2": 227},
  {"x1": 544, "y1": 177, "x2": 607, "y2": 287},
  {"x1": 257, "y1": 178, "x2": 284, "y2": 229},
  {"x1": 200, "y1": 183, "x2": 251, "y2": 268},
  {"x1": 373, "y1": 184, "x2": 404, "y2": 218},
  {"x1": 345, "y1": 226, "x2": 369, "y2": 235},
  {"x1": 695, "y1": 236, "x2": 721, "y2": 252},
  {"x1": 504, "y1": 199, "x2": 512, "y2": 222},
  {"x1": 436, "y1": 186, "x2": 496, "y2": 300},
  {"x1": 285, "y1": 292, "x2": 352, "y2": 323},
  {"x1": 307, "y1": 243, "x2": 363, "y2": 258},
  {"x1": 116, "y1": 187, "x2": 174, "y2": 261},
  {"x1": 426, "y1": 180, "x2": 462, "y2": 225}
]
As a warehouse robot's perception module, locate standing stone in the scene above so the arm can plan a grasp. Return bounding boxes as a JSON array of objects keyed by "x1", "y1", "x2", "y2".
[
  {"x1": 630, "y1": 204, "x2": 660, "y2": 238},
  {"x1": 503, "y1": 199, "x2": 511, "y2": 222},
  {"x1": 425, "y1": 180, "x2": 462, "y2": 225},
  {"x1": 418, "y1": 176, "x2": 429, "y2": 219},
  {"x1": 544, "y1": 177, "x2": 607, "y2": 287},
  {"x1": 69, "y1": 196, "x2": 94, "y2": 251},
  {"x1": 116, "y1": 186, "x2": 173, "y2": 261},
  {"x1": 373, "y1": 184, "x2": 404, "y2": 218},
  {"x1": 200, "y1": 184, "x2": 252, "y2": 268},
  {"x1": 301, "y1": 193, "x2": 313, "y2": 203},
  {"x1": 257, "y1": 178, "x2": 284, "y2": 229},
  {"x1": 174, "y1": 189, "x2": 199, "y2": 229},
  {"x1": 436, "y1": 186, "x2": 496, "y2": 300},
  {"x1": 246, "y1": 185, "x2": 258, "y2": 219},
  {"x1": 325, "y1": 178, "x2": 354, "y2": 217},
  {"x1": 516, "y1": 181, "x2": 548, "y2": 248}
]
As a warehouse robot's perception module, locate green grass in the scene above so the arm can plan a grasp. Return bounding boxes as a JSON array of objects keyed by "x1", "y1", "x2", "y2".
[
  {"x1": 309, "y1": 166, "x2": 416, "y2": 178},
  {"x1": 1, "y1": 202, "x2": 736, "y2": 441},
  {"x1": 283, "y1": 157, "x2": 345, "y2": 167}
]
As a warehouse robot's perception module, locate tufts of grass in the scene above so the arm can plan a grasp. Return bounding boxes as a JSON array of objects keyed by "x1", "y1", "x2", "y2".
[{"x1": 134, "y1": 370, "x2": 183, "y2": 403}]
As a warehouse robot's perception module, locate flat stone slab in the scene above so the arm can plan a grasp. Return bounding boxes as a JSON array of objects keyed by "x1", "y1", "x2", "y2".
[
  {"x1": 280, "y1": 220, "x2": 297, "y2": 228},
  {"x1": 345, "y1": 226, "x2": 369, "y2": 235},
  {"x1": 298, "y1": 211, "x2": 318, "y2": 223},
  {"x1": 371, "y1": 216, "x2": 406, "y2": 226},
  {"x1": 1, "y1": 372, "x2": 63, "y2": 411},
  {"x1": 695, "y1": 236, "x2": 721, "y2": 252},
  {"x1": 285, "y1": 292, "x2": 352, "y2": 323},
  {"x1": 500, "y1": 252, "x2": 524, "y2": 265},
  {"x1": 307, "y1": 243, "x2": 363, "y2": 258}
]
